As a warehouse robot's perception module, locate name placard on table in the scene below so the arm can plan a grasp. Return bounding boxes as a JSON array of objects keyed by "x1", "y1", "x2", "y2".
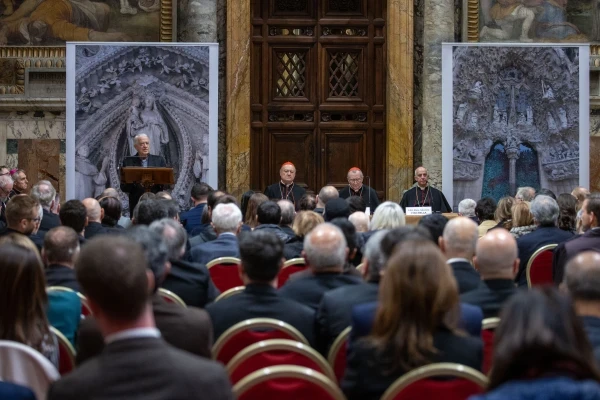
[{"x1": 406, "y1": 207, "x2": 432, "y2": 216}]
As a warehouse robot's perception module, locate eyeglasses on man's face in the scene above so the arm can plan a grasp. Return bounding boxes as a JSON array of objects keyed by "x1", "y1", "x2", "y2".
[{"x1": 348, "y1": 178, "x2": 362, "y2": 183}]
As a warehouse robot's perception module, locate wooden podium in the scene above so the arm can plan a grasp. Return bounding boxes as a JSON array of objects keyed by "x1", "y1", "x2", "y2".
[
  {"x1": 405, "y1": 213, "x2": 459, "y2": 225},
  {"x1": 120, "y1": 167, "x2": 175, "y2": 192}
]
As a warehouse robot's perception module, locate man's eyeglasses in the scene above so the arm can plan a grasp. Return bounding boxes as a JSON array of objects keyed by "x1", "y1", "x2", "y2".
[{"x1": 348, "y1": 178, "x2": 362, "y2": 183}]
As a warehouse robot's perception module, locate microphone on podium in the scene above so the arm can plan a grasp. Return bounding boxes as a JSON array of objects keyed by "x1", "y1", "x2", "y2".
[{"x1": 365, "y1": 175, "x2": 371, "y2": 215}]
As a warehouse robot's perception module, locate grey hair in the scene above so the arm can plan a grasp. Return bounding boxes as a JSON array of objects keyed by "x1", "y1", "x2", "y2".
[
  {"x1": 363, "y1": 229, "x2": 389, "y2": 281},
  {"x1": 133, "y1": 133, "x2": 149, "y2": 145},
  {"x1": 303, "y1": 223, "x2": 347, "y2": 271},
  {"x1": 458, "y1": 198, "x2": 477, "y2": 217},
  {"x1": 149, "y1": 218, "x2": 187, "y2": 260},
  {"x1": 530, "y1": 195, "x2": 559, "y2": 226},
  {"x1": 212, "y1": 203, "x2": 242, "y2": 232},
  {"x1": 516, "y1": 186, "x2": 536, "y2": 201},
  {"x1": 0, "y1": 175, "x2": 13, "y2": 189},
  {"x1": 10, "y1": 169, "x2": 25, "y2": 181},
  {"x1": 318, "y1": 186, "x2": 339, "y2": 205},
  {"x1": 370, "y1": 201, "x2": 406, "y2": 230},
  {"x1": 123, "y1": 225, "x2": 169, "y2": 290},
  {"x1": 278, "y1": 200, "x2": 295, "y2": 225},
  {"x1": 31, "y1": 180, "x2": 57, "y2": 209}
]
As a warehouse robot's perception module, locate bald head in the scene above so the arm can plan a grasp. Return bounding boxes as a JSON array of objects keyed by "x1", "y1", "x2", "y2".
[
  {"x1": 349, "y1": 211, "x2": 369, "y2": 233},
  {"x1": 564, "y1": 251, "x2": 600, "y2": 303},
  {"x1": 303, "y1": 223, "x2": 348, "y2": 272},
  {"x1": 474, "y1": 228, "x2": 519, "y2": 279},
  {"x1": 439, "y1": 217, "x2": 478, "y2": 259},
  {"x1": 317, "y1": 185, "x2": 339, "y2": 207},
  {"x1": 101, "y1": 188, "x2": 119, "y2": 198},
  {"x1": 82, "y1": 198, "x2": 102, "y2": 222}
]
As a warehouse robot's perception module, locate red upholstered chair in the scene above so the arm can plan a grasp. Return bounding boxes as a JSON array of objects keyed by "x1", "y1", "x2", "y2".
[
  {"x1": 327, "y1": 326, "x2": 351, "y2": 383},
  {"x1": 50, "y1": 327, "x2": 76, "y2": 375},
  {"x1": 526, "y1": 244, "x2": 558, "y2": 288},
  {"x1": 157, "y1": 288, "x2": 187, "y2": 306},
  {"x1": 214, "y1": 286, "x2": 245, "y2": 302},
  {"x1": 380, "y1": 363, "x2": 488, "y2": 400},
  {"x1": 481, "y1": 317, "x2": 500, "y2": 374},
  {"x1": 226, "y1": 339, "x2": 335, "y2": 384},
  {"x1": 212, "y1": 318, "x2": 310, "y2": 365},
  {"x1": 233, "y1": 365, "x2": 345, "y2": 400},
  {"x1": 277, "y1": 258, "x2": 307, "y2": 288},
  {"x1": 206, "y1": 257, "x2": 244, "y2": 292}
]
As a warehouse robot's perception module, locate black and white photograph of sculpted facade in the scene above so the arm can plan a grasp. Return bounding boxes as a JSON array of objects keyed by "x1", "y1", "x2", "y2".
[
  {"x1": 442, "y1": 45, "x2": 589, "y2": 210},
  {"x1": 67, "y1": 43, "x2": 218, "y2": 213}
]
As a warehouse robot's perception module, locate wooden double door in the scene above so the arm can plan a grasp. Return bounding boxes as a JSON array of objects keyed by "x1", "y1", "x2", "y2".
[{"x1": 250, "y1": 0, "x2": 387, "y2": 196}]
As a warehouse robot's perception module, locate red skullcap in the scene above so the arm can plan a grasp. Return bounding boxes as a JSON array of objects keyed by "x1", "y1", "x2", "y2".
[
  {"x1": 348, "y1": 167, "x2": 361, "y2": 172},
  {"x1": 281, "y1": 162, "x2": 295, "y2": 168}
]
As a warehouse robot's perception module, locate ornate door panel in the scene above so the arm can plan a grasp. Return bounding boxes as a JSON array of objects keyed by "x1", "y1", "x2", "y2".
[{"x1": 251, "y1": 0, "x2": 386, "y2": 195}]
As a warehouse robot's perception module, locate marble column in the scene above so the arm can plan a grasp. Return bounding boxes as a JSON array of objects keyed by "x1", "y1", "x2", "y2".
[
  {"x1": 421, "y1": 0, "x2": 454, "y2": 187},
  {"x1": 178, "y1": 0, "x2": 217, "y2": 42},
  {"x1": 505, "y1": 146, "x2": 520, "y2": 197}
]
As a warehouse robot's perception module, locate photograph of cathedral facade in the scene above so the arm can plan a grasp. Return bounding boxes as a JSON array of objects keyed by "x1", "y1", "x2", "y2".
[
  {"x1": 67, "y1": 43, "x2": 217, "y2": 213},
  {"x1": 443, "y1": 45, "x2": 589, "y2": 209}
]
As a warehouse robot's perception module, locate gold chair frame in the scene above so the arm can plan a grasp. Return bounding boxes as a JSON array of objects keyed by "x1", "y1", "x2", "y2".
[
  {"x1": 482, "y1": 317, "x2": 500, "y2": 331},
  {"x1": 283, "y1": 258, "x2": 306, "y2": 268},
  {"x1": 226, "y1": 339, "x2": 336, "y2": 381},
  {"x1": 206, "y1": 257, "x2": 242, "y2": 269},
  {"x1": 232, "y1": 365, "x2": 345, "y2": 400},
  {"x1": 525, "y1": 243, "x2": 558, "y2": 288},
  {"x1": 215, "y1": 286, "x2": 245, "y2": 302},
  {"x1": 157, "y1": 288, "x2": 187, "y2": 307},
  {"x1": 327, "y1": 326, "x2": 351, "y2": 368},
  {"x1": 49, "y1": 326, "x2": 76, "y2": 372},
  {"x1": 212, "y1": 318, "x2": 310, "y2": 360},
  {"x1": 380, "y1": 362, "x2": 489, "y2": 400},
  {"x1": 47, "y1": 286, "x2": 93, "y2": 316},
  {"x1": 355, "y1": 263, "x2": 364, "y2": 273}
]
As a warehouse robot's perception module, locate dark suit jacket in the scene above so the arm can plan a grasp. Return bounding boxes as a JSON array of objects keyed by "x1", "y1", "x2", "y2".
[
  {"x1": 582, "y1": 316, "x2": 600, "y2": 365},
  {"x1": 50, "y1": 337, "x2": 233, "y2": 400},
  {"x1": 279, "y1": 272, "x2": 364, "y2": 311},
  {"x1": 0, "y1": 227, "x2": 43, "y2": 251},
  {"x1": 38, "y1": 208, "x2": 61, "y2": 237},
  {"x1": 283, "y1": 236, "x2": 304, "y2": 260},
  {"x1": 460, "y1": 279, "x2": 517, "y2": 319},
  {"x1": 553, "y1": 228, "x2": 600, "y2": 284},
  {"x1": 316, "y1": 281, "x2": 378, "y2": 354},
  {"x1": 45, "y1": 263, "x2": 80, "y2": 292},
  {"x1": 338, "y1": 185, "x2": 381, "y2": 211},
  {"x1": 0, "y1": 382, "x2": 36, "y2": 400},
  {"x1": 180, "y1": 203, "x2": 206, "y2": 235},
  {"x1": 264, "y1": 182, "x2": 306, "y2": 210},
  {"x1": 120, "y1": 153, "x2": 167, "y2": 213},
  {"x1": 84, "y1": 221, "x2": 111, "y2": 240},
  {"x1": 448, "y1": 259, "x2": 481, "y2": 294},
  {"x1": 76, "y1": 294, "x2": 213, "y2": 365},
  {"x1": 161, "y1": 258, "x2": 220, "y2": 308},
  {"x1": 515, "y1": 225, "x2": 574, "y2": 286},
  {"x1": 206, "y1": 283, "x2": 316, "y2": 346},
  {"x1": 190, "y1": 233, "x2": 239, "y2": 265},
  {"x1": 341, "y1": 327, "x2": 483, "y2": 400},
  {"x1": 351, "y1": 301, "x2": 483, "y2": 339}
]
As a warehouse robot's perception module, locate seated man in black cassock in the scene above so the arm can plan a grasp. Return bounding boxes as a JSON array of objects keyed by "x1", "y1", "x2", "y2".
[
  {"x1": 400, "y1": 166, "x2": 451, "y2": 213},
  {"x1": 338, "y1": 167, "x2": 380, "y2": 213},
  {"x1": 264, "y1": 161, "x2": 306, "y2": 210},
  {"x1": 120, "y1": 134, "x2": 167, "y2": 214}
]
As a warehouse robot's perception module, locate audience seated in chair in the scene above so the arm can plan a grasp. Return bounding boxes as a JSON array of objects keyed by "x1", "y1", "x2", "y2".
[
  {"x1": 98, "y1": 196, "x2": 125, "y2": 230},
  {"x1": 206, "y1": 230, "x2": 316, "y2": 347},
  {"x1": 460, "y1": 229, "x2": 518, "y2": 318},
  {"x1": 439, "y1": 217, "x2": 481, "y2": 294},
  {"x1": 43, "y1": 226, "x2": 81, "y2": 292},
  {"x1": 279, "y1": 223, "x2": 363, "y2": 311},
  {"x1": 341, "y1": 239, "x2": 482, "y2": 400},
  {"x1": 76, "y1": 225, "x2": 213, "y2": 364},
  {"x1": 278, "y1": 199, "x2": 296, "y2": 238},
  {"x1": 314, "y1": 186, "x2": 339, "y2": 216},
  {"x1": 59, "y1": 200, "x2": 88, "y2": 245},
  {"x1": 283, "y1": 211, "x2": 323, "y2": 260},
  {"x1": 82, "y1": 198, "x2": 110, "y2": 239},
  {"x1": 154, "y1": 218, "x2": 220, "y2": 308},
  {"x1": 189, "y1": 190, "x2": 226, "y2": 245},
  {"x1": 0, "y1": 195, "x2": 44, "y2": 250},
  {"x1": 191, "y1": 203, "x2": 242, "y2": 265},
  {"x1": 470, "y1": 288, "x2": 600, "y2": 400},
  {"x1": 254, "y1": 201, "x2": 293, "y2": 243},
  {"x1": 48, "y1": 236, "x2": 234, "y2": 400},
  {"x1": 180, "y1": 183, "x2": 213, "y2": 235},
  {"x1": 475, "y1": 197, "x2": 497, "y2": 238},
  {"x1": 30, "y1": 180, "x2": 60, "y2": 239}
]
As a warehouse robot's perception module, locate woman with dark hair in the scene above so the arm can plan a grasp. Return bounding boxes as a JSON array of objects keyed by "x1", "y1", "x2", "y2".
[
  {"x1": 471, "y1": 288, "x2": 600, "y2": 400},
  {"x1": 0, "y1": 241, "x2": 59, "y2": 367},
  {"x1": 99, "y1": 196, "x2": 124, "y2": 229},
  {"x1": 244, "y1": 193, "x2": 268, "y2": 229},
  {"x1": 240, "y1": 190, "x2": 254, "y2": 220},
  {"x1": 341, "y1": 240, "x2": 482, "y2": 400},
  {"x1": 557, "y1": 193, "x2": 577, "y2": 233},
  {"x1": 476, "y1": 197, "x2": 497, "y2": 237}
]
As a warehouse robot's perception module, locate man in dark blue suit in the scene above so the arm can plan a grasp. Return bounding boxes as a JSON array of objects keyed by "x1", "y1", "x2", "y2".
[
  {"x1": 190, "y1": 203, "x2": 242, "y2": 265},
  {"x1": 439, "y1": 217, "x2": 481, "y2": 294},
  {"x1": 0, "y1": 382, "x2": 36, "y2": 400},
  {"x1": 120, "y1": 134, "x2": 168, "y2": 214},
  {"x1": 516, "y1": 195, "x2": 574, "y2": 286},
  {"x1": 180, "y1": 183, "x2": 213, "y2": 235}
]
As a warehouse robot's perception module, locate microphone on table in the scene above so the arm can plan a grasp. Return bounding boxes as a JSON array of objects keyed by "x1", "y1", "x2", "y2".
[{"x1": 365, "y1": 175, "x2": 371, "y2": 215}]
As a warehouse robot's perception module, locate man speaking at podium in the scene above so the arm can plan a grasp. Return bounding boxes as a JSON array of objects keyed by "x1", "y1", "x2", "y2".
[
  {"x1": 400, "y1": 166, "x2": 451, "y2": 213},
  {"x1": 120, "y1": 134, "x2": 167, "y2": 213}
]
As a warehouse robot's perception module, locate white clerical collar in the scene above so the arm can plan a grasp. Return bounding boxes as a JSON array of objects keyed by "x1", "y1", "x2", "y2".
[
  {"x1": 447, "y1": 258, "x2": 471, "y2": 264},
  {"x1": 105, "y1": 327, "x2": 160, "y2": 344}
]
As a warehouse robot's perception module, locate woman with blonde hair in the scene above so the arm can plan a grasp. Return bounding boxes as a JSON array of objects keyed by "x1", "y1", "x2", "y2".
[
  {"x1": 509, "y1": 201, "x2": 536, "y2": 238},
  {"x1": 244, "y1": 192, "x2": 268, "y2": 228},
  {"x1": 0, "y1": 236, "x2": 58, "y2": 367},
  {"x1": 369, "y1": 201, "x2": 405, "y2": 231},
  {"x1": 283, "y1": 211, "x2": 324, "y2": 259},
  {"x1": 342, "y1": 240, "x2": 482, "y2": 400},
  {"x1": 495, "y1": 196, "x2": 515, "y2": 230}
]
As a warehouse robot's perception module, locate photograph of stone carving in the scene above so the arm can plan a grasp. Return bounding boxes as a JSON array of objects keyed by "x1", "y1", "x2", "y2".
[
  {"x1": 66, "y1": 43, "x2": 218, "y2": 214},
  {"x1": 0, "y1": 0, "x2": 174, "y2": 45},
  {"x1": 468, "y1": 0, "x2": 595, "y2": 43},
  {"x1": 442, "y1": 45, "x2": 589, "y2": 210}
]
